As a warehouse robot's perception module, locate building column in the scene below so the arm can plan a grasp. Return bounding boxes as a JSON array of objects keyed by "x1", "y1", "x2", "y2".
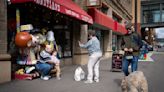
[
  {"x1": 0, "y1": 0, "x2": 11, "y2": 83},
  {"x1": 107, "y1": 7, "x2": 112, "y2": 17},
  {"x1": 73, "y1": 23, "x2": 89, "y2": 65},
  {"x1": 103, "y1": 30, "x2": 113, "y2": 58}
]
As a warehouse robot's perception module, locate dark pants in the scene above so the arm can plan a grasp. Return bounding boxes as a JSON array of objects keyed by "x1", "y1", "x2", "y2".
[
  {"x1": 35, "y1": 62, "x2": 53, "y2": 77},
  {"x1": 122, "y1": 56, "x2": 139, "y2": 76}
]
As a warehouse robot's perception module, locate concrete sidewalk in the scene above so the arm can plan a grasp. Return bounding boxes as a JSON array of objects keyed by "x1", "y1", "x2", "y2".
[{"x1": 0, "y1": 58, "x2": 124, "y2": 92}]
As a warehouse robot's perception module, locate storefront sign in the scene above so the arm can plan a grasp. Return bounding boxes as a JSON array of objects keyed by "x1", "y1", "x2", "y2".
[
  {"x1": 33, "y1": 0, "x2": 93, "y2": 23},
  {"x1": 34, "y1": 0, "x2": 60, "y2": 11},
  {"x1": 65, "y1": 9, "x2": 80, "y2": 18},
  {"x1": 11, "y1": 0, "x2": 93, "y2": 24}
]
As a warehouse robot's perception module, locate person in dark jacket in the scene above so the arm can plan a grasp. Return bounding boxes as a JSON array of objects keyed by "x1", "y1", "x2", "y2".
[{"x1": 121, "y1": 25, "x2": 142, "y2": 76}]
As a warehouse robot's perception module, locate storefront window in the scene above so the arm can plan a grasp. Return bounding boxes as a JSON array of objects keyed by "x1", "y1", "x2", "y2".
[
  {"x1": 143, "y1": 10, "x2": 160, "y2": 23},
  {"x1": 112, "y1": 12, "x2": 122, "y2": 23},
  {"x1": 53, "y1": 27, "x2": 72, "y2": 58},
  {"x1": 63, "y1": 31, "x2": 72, "y2": 57},
  {"x1": 8, "y1": 3, "x2": 73, "y2": 59},
  {"x1": 95, "y1": 30, "x2": 104, "y2": 51},
  {"x1": 88, "y1": 26, "x2": 104, "y2": 52},
  {"x1": 142, "y1": 4, "x2": 160, "y2": 23},
  {"x1": 162, "y1": 11, "x2": 164, "y2": 22},
  {"x1": 153, "y1": 10, "x2": 160, "y2": 22}
]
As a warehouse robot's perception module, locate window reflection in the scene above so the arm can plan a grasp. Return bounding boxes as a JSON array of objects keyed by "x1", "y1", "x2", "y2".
[{"x1": 143, "y1": 10, "x2": 160, "y2": 23}]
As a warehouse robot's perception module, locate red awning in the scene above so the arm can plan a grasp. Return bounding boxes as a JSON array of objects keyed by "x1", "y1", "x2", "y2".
[
  {"x1": 88, "y1": 8, "x2": 127, "y2": 35},
  {"x1": 10, "y1": 0, "x2": 93, "y2": 24},
  {"x1": 88, "y1": 8, "x2": 115, "y2": 30},
  {"x1": 114, "y1": 21, "x2": 127, "y2": 35}
]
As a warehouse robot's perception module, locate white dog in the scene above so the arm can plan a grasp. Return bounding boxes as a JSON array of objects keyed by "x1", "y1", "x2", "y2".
[{"x1": 121, "y1": 71, "x2": 148, "y2": 92}]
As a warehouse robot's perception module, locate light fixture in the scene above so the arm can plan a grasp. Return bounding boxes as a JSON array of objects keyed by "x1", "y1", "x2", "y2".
[
  {"x1": 145, "y1": 27, "x2": 149, "y2": 31},
  {"x1": 7, "y1": 0, "x2": 11, "y2": 4},
  {"x1": 145, "y1": 36, "x2": 148, "y2": 40}
]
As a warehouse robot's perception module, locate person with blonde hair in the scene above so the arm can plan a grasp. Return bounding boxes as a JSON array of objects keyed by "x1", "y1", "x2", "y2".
[{"x1": 35, "y1": 44, "x2": 61, "y2": 80}]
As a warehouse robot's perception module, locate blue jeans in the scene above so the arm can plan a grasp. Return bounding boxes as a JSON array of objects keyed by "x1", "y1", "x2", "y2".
[
  {"x1": 35, "y1": 62, "x2": 53, "y2": 76},
  {"x1": 122, "y1": 56, "x2": 139, "y2": 76}
]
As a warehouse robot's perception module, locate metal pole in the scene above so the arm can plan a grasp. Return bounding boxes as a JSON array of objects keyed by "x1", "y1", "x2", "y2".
[{"x1": 135, "y1": 0, "x2": 137, "y2": 32}]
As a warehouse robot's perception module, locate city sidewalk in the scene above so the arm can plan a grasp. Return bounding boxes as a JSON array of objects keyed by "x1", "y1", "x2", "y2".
[{"x1": 0, "y1": 57, "x2": 124, "y2": 92}]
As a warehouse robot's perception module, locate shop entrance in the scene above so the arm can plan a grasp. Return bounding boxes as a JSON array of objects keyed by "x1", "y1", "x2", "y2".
[{"x1": 7, "y1": 3, "x2": 73, "y2": 59}]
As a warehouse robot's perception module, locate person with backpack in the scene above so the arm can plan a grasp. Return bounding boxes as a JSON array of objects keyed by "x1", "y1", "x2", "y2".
[{"x1": 121, "y1": 24, "x2": 142, "y2": 76}]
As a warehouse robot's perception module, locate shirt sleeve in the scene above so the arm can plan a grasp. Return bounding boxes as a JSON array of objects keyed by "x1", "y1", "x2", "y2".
[
  {"x1": 40, "y1": 51, "x2": 51, "y2": 61},
  {"x1": 79, "y1": 39, "x2": 92, "y2": 48}
]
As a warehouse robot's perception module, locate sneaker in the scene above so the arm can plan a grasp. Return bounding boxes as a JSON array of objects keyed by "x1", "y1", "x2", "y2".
[
  {"x1": 41, "y1": 76, "x2": 51, "y2": 80},
  {"x1": 84, "y1": 80, "x2": 93, "y2": 83},
  {"x1": 94, "y1": 79, "x2": 99, "y2": 83},
  {"x1": 57, "y1": 77, "x2": 61, "y2": 80}
]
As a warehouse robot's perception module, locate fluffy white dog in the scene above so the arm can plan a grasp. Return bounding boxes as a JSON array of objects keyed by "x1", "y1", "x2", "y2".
[{"x1": 121, "y1": 71, "x2": 148, "y2": 92}]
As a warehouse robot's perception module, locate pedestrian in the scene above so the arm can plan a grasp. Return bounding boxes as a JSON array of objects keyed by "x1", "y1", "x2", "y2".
[
  {"x1": 35, "y1": 44, "x2": 61, "y2": 80},
  {"x1": 139, "y1": 40, "x2": 148, "y2": 60},
  {"x1": 79, "y1": 30, "x2": 102, "y2": 83},
  {"x1": 121, "y1": 24, "x2": 142, "y2": 76}
]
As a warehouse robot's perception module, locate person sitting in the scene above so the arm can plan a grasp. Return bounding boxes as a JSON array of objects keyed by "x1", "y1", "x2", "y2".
[{"x1": 35, "y1": 44, "x2": 61, "y2": 80}]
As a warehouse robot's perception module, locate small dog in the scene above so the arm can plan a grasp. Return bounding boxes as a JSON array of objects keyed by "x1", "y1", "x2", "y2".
[{"x1": 121, "y1": 71, "x2": 148, "y2": 92}]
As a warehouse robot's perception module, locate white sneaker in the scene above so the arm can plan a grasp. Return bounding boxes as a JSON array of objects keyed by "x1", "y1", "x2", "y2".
[
  {"x1": 94, "y1": 79, "x2": 99, "y2": 83},
  {"x1": 41, "y1": 76, "x2": 51, "y2": 80},
  {"x1": 84, "y1": 80, "x2": 93, "y2": 83},
  {"x1": 57, "y1": 77, "x2": 61, "y2": 80}
]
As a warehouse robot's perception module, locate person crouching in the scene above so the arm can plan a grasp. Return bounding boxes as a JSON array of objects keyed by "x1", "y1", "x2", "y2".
[{"x1": 35, "y1": 44, "x2": 61, "y2": 80}]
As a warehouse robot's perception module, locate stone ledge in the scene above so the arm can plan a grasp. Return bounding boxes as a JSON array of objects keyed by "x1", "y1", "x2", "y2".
[
  {"x1": 74, "y1": 52, "x2": 88, "y2": 55},
  {"x1": 104, "y1": 50, "x2": 113, "y2": 52},
  {"x1": 0, "y1": 54, "x2": 11, "y2": 61}
]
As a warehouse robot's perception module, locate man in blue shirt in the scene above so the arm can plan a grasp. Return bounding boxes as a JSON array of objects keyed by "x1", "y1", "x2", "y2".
[{"x1": 79, "y1": 30, "x2": 102, "y2": 83}]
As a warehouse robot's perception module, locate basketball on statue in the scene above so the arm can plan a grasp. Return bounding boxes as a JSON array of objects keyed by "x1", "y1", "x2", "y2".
[{"x1": 15, "y1": 32, "x2": 32, "y2": 48}]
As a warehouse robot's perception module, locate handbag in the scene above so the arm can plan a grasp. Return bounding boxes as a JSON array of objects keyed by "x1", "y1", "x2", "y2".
[
  {"x1": 74, "y1": 66, "x2": 85, "y2": 81},
  {"x1": 125, "y1": 55, "x2": 133, "y2": 60}
]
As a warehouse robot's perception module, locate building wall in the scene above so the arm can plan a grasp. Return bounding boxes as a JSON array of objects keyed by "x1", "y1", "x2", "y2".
[
  {"x1": 74, "y1": 0, "x2": 133, "y2": 22},
  {"x1": 74, "y1": 0, "x2": 86, "y2": 8},
  {"x1": 115, "y1": 0, "x2": 132, "y2": 15},
  {"x1": 0, "y1": 0, "x2": 7, "y2": 54},
  {"x1": 0, "y1": 0, "x2": 11, "y2": 83},
  {"x1": 104, "y1": 0, "x2": 133, "y2": 23},
  {"x1": 132, "y1": 0, "x2": 141, "y2": 34}
]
